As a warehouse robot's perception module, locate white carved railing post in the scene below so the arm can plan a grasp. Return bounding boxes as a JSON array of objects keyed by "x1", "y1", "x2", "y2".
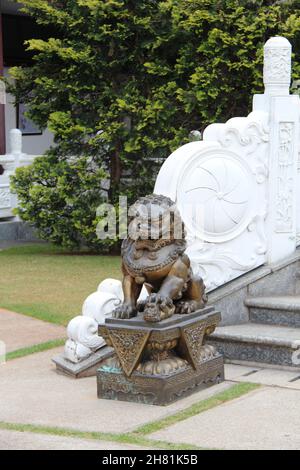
[
  {"x1": 0, "y1": 128, "x2": 41, "y2": 219},
  {"x1": 255, "y1": 37, "x2": 300, "y2": 263},
  {"x1": 263, "y1": 37, "x2": 291, "y2": 96},
  {"x1": 0, "y1": 129, "x2": 31, "y2": 219}
]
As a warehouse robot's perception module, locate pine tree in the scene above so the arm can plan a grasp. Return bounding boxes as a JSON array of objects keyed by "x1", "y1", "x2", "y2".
[{"x1": 7, "y1": 0, "x2": 300, "y2": 251}]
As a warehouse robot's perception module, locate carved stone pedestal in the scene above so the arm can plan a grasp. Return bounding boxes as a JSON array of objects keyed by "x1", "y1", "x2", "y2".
[
  {"x1": 97, "y1": 307, "x2": 224, "y2": 406},
  {"x1": 53, "y1": 346, "x2": 114, "y2": 379}
]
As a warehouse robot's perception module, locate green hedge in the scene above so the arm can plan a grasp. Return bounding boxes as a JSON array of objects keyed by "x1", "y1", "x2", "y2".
[{"x1": 8, "y1": 0, "x2": 300, "y2": 251}]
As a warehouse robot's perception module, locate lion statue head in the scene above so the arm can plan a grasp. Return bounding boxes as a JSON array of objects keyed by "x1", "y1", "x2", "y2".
[{"x1": 126, "y1": 194, "x2": 185, "y2": 249}]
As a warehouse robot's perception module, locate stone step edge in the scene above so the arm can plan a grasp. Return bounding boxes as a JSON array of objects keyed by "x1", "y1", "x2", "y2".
[
  {"x1": 210, "y1": 328, "x2": 300, "y2": 350},
  {"x1": 245, "y1": 297, "x2": 300, "y2": 312},
  {"x1": 224, "y1": 358, "x2": 300, "y2": 373}
]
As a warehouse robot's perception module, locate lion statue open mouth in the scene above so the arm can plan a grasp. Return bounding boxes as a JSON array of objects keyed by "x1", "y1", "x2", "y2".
[{"x1": 113, "y1": 194, "x2": 207, "y2": 323}]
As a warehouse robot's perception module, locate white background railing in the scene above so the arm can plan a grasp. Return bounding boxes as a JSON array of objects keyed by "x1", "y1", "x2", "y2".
[{"x1": 0, "y1": 129, "x2": 38, "y2": 219}]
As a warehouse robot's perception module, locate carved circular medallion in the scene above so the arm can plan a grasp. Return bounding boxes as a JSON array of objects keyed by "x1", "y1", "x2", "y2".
[{"x1": 178, "y1": 151, "x2": 254, "y2": 242}]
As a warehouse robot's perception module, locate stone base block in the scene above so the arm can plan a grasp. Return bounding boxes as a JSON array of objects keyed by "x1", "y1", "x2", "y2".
[
  {"x1": 52, "y1": 346, "x2": 114, "y2": 378},
  {"x1": 209, "y1": 337, "x2": 299, "y2": 369},
  {"x1": 97, "y1": 355, "x2": 224, "y2": 406},
  {"x1": 0, "y1": 220, "x2": 39, "y2": 242},
  {"x1": 250, "y1": 307, "x2": 300, "y2": 328},
  {"x1": 246, "y1": 297, "x2": 300, "y2": 328},
  {"x1": 97, "y1": 307, "x2": 224, "y2": 405}
]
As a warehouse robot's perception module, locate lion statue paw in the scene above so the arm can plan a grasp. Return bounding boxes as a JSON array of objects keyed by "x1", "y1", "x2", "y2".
[
  {"x1": 113, "y1": 303, "x2": 136, "y2": 320},
  {"x1": 175, "y1": 299, "x2": 202, "y2": 315},
  {"x1": 144, "y1": 294, "x2": 175, "y2": 323}
]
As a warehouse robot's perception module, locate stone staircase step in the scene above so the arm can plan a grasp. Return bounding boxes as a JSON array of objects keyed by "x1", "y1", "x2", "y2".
[
  {"x1": 245, "y1": 296, "x2": 300, "y2": 328},
  {"x1": 208, "y1": 323, "x2": 300, "y2": 368}
]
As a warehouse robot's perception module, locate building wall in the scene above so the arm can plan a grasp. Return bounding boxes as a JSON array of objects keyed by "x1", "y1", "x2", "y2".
[{"x1": 0, "y1": 13, "x2": 6, "y2": 155}]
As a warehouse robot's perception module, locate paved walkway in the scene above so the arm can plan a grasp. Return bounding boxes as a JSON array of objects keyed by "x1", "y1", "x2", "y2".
[
  {"x1": 1, "y1": 345, "x2": 300, "y2": 449},
  {"x1": 1, "y1": 311, "x2": 300, "y2": 449},
  {"x1": 0, "y1": 347, "x2": 232, "y2": 435},
  {"x1": 149, "y1": 386, "x2": 300, "y2": 450},
  {"x1": 226, "y1": 363, "x2": 300, "y2": 389},
  {"x1": 0, "y1": 309, "x2": 65, "y2": 353},
  {"x1": 0, "y1": 429, "x2": 148, "y2": 451}
]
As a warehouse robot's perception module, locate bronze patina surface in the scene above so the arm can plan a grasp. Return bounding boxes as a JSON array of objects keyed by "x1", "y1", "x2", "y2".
[
  {"x1": 97, "y1": 308, "x2": 224, "y2": 405},
  {"x1": 97, "y1": 194, "x2": 224, "y2": 405},
  {"x1": 113, "y1": 194, "x2": 207, "y2": 323}
]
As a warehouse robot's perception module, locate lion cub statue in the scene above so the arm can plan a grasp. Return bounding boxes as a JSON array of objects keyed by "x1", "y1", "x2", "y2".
[{"x1": 113, "y1": 194, "x2": 207, "y2": 323}]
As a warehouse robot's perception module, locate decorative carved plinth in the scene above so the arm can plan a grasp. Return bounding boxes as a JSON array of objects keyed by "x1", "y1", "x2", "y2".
[{"x1": 97, "y1": 307, "x2": 224, "y2": 405}]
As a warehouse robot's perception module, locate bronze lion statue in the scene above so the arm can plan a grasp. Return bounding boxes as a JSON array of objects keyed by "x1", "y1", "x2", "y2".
[{"x1": 113, "y1": 194, "x2": 207, "y2": 322}]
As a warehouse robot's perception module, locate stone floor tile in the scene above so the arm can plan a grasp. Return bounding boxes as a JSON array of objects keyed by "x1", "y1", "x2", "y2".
[
  {"x1": 231, "y1": 367, "x2": 300, "y2": 389},
  {"x1": 0, "y1": 348, "x2": 232, "y2": 434},
  {"x1": 0, "y1": 309, "x2": 65, "y2": 353},
  {"x1": 149, "y1": 387, "x2": 300, "y2": 450},
  {"x1": 224, "y1": 363, "x2": 261, "y2": 381},
  {"x1": 0, "y1": 429, "x2": 149, "y2": 450}
]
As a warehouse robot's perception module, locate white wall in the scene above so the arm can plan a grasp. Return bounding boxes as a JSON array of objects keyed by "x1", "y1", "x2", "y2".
[{"x1": 4, "y1": 67, "x2": 54, "y2": 155}]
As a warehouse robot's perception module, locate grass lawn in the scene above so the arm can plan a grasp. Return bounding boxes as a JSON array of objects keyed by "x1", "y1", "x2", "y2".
[{"x1": 0, "y1": 244, "x2": 121, "y2": 326}]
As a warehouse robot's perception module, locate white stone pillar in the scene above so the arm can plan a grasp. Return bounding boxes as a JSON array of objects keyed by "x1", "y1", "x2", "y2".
[
  {"x1": 255, "y1": 37, "x2": 300, "y2": 264},
  {"x1": 263, "y1": 36, "x2": 291, "y2": 96},
  {"x1": 9, "y1": 128, "x2": 22, "y2": 156},
  {"x1": 7, "y1": 129, "x2": 23, "y2": 218}
]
